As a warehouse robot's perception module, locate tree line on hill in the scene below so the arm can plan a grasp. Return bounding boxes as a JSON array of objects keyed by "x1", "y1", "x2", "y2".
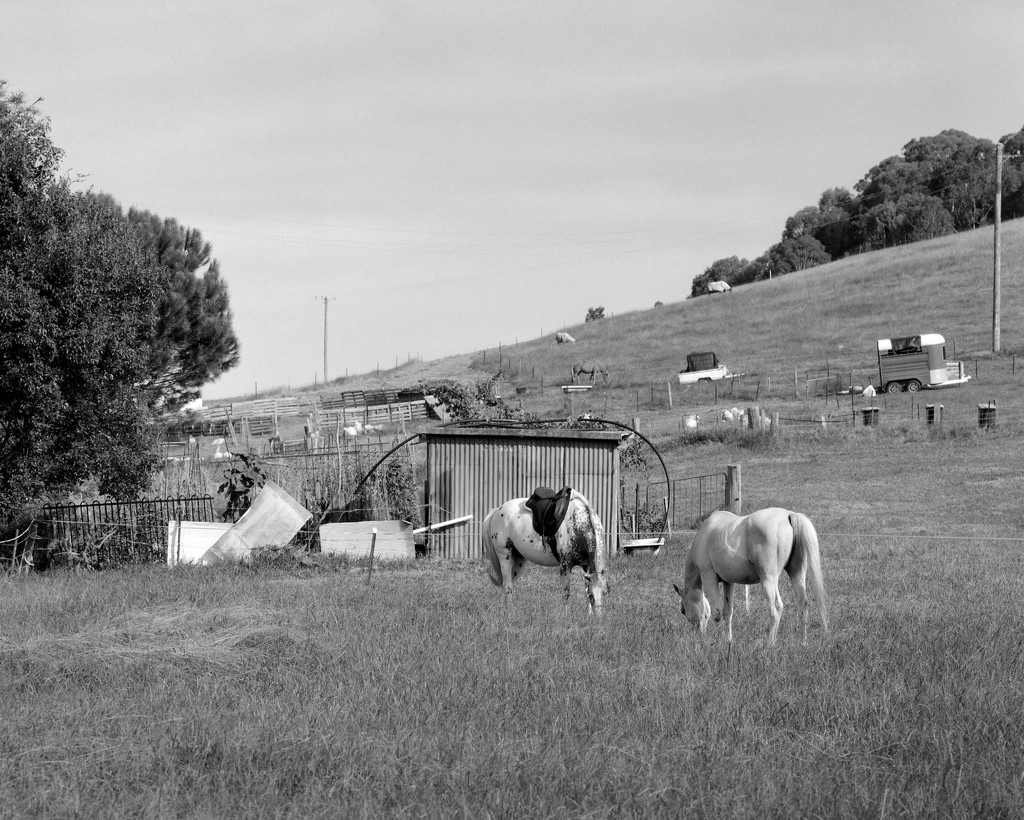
[
  {"x1": 0, "y1": 82, "x2": 239, "y2": 528},
  {"x1": 691, "y1": 127, "x2": 1024, "y2": 296}
]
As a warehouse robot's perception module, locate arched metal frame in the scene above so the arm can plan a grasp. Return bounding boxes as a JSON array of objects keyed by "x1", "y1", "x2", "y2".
[{"x1": 342, "y1": 417, "x2": 672, "y2": 544}]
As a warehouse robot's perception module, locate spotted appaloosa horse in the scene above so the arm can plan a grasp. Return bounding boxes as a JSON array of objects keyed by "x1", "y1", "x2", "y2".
[
  {"x1": 483, "y1": 489, "x2": 609, "y2": 615},
  {"x1": 673, "y1": 507, "x2": 828, "y2": 646},
  {"x1": 570, "y1": 361, "x2": 609, "y2": 385}
]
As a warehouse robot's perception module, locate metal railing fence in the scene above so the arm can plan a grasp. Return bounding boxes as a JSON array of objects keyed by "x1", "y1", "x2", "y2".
[{"x1": 39, "y1": 496, "x2": 216, "y2": 567}]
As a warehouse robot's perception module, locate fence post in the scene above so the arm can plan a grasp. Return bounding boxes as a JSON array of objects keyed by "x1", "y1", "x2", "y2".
[
  {"x1": 174, "y1": 509, "x2": 182, "y2": 566},
  {"x1": 367, "y1": 527, "x2": 378, "y2": 584},
  {"x1": 725, "y1": 464, "x2": 742, "y2": 514},
  {"x1": 29, "y1": 520, "x2": 40, "y2": 572},
  {"x1": 634, "y1": 484, "x2": 639, "y2": 538}
]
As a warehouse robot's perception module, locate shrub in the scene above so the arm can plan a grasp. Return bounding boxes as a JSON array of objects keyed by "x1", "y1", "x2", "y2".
[{"x1": 217, "y1": 454, "x2": 268, "y2": 523}]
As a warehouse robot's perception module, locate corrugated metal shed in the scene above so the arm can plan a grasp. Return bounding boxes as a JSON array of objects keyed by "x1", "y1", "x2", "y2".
[{"x1": 422, "y1": 426, "x2": 629, "y2": 560}]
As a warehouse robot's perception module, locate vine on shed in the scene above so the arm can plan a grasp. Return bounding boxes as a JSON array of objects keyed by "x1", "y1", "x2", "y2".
[{"x1": 420, "y1": 377, "x2": 534, "y2": 422}]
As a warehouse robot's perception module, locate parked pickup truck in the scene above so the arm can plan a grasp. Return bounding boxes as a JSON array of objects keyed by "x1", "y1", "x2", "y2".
[
  {"x1": 677, "y1": 351, "x2": 733, "y2": 385},
  {"x1": 876, "y1": 333, "x2": 970, "y2": 393}
]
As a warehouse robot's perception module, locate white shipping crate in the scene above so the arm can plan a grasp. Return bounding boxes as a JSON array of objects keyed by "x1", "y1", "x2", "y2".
[
  {"x1": 167, "y1": 521, "x2": 232, "y2": 566},
  {"x1": 319, "y1": 521, "x2": 414, "y2": 561}
]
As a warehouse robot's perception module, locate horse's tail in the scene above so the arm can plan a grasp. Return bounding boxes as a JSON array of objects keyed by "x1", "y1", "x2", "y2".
[
  {"x1": 789, "y1": 512, "x2": 829, "y2": 631},
  {"x1": 581, "y1": 494, "x2": 606, "y2": 573},
  {"x1": 482, "y1": 510, "x2": 503, "y2": 587},
  {"x1": 571, "y1": 491, "x2": 608, "y2": 610}
]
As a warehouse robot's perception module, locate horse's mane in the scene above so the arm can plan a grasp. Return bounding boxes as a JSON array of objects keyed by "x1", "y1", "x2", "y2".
[{"x1": 682, "y1": 540, "x2": 703, "y2": 589}]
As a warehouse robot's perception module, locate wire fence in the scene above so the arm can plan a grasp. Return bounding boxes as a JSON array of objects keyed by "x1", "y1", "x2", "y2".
[
  {"x1": 17, "y1": 376, "x2": 1020, "y2": 570},
  {"x1": 0, "y1": 522, "x2": 38, "y2": 574},
  {"x1": 628, "y1": 394, "x2": 1022, "y2": 438}
]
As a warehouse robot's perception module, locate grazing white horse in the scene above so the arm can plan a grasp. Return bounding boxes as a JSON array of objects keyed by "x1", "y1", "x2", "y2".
[
  {"x1": 483, "y1": 489, "x2": 609, "y2": 616},
  {"x1": 554, "y1": 332, "x2": 576, "y2": 344},
  {"x1": 673, "y1": 507, "x2": 828, "y2": 646}
]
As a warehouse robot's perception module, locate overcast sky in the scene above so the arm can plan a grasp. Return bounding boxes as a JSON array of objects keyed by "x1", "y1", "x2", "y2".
[{"x1": 5, "y1": 2, "x2": 1024, "y2": 399}]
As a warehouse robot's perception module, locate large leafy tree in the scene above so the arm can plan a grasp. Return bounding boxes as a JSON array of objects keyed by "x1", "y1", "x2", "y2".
[
  {"x1": 767, "y1": 235, "x2": 831, "y2": 276},
  {"x1": 902, "y1": 130, "x2": 997, "y2": 231},
  {"x1": 125, "y1": 208, "x2": 240, "y2": 412},
  {"x1": 851, "y1": 131, "x2": 995, "y2": 247},
  {"x1": 781, "y1": 189, "x2": 859, "y2": 261},
  {"x1": 851, "y1": 154, "x2": 924, "y2": 252},
  {"x1": 812, "y1": 188, "x2": 859, "y2": 259},
  {"x1": 689, "y1": 127, "x2": 1014, "y2": 295},
  {"x1": 0, "y1": 83, "x2": 161, "y2": 523},
  {"x1": 997, "y1": 126, "x2": 1024, "y2": 220}
]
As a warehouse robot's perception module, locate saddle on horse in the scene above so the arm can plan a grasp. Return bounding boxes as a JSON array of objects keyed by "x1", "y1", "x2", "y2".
[{"x1": 525, "y1": 486, "x2": 573, "y2": 549}]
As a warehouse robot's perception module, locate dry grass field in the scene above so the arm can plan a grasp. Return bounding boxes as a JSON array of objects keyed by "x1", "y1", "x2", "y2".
[
  {"x1": 1, "y1": 515, "x2": 1022, "y2": 818},
  {"x1": 2, "y1": 223, "x2": 1024, "y2": 818}
]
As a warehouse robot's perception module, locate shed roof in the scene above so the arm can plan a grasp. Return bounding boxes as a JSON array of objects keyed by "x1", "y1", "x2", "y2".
[{"x1": 421, "y1": 425, "x2": 629, "y2": 443}]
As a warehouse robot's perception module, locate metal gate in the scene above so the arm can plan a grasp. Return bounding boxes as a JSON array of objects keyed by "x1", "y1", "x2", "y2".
[{"x1": 645, "y1": 469, "x2": 735, "y2": 531}]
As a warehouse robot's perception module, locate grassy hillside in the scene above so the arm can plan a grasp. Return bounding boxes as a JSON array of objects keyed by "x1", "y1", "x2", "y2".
[{"x1": 296, "y1": 219, "x2": 1024, "y2": 418}]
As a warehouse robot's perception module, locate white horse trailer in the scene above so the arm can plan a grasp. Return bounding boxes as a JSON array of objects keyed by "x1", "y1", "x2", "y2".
[{"x1": 876, "y1": 334, "x2": 970, "y2": 393}]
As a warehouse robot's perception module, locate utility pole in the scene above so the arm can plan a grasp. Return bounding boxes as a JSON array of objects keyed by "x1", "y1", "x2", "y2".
[
  {"x1": 320, "y1": 296, "x2": 335, "y2": 383},
  {"x1": 993, "y1": 142, "x2": 1003, "y2": 353}
]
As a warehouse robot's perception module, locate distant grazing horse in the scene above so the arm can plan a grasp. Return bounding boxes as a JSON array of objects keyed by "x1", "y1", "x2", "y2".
[
  {"x1": 571, "y1": 361, "x2": 609, "y2": 385},
  {"x1": 554, "y1": 332, "x2": 576, "y2": 344},
  {"x1": 707, "y1": 280, "x2": 732, "y2": 294},
  {"x1": 673, "y1": 507, "x2": 828, "y2": 646},
  {"x1": 483, "y1": 488, "x2": 609, "y2": 615}
]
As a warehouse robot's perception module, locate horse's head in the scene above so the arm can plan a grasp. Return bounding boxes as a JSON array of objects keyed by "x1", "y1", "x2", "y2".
[
  {"x1": 583, "y1": 568, "x2": 609, "y2": 616},
  {"x1": 672, "y1": 582, "x2": 710, "y2": 632}
]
